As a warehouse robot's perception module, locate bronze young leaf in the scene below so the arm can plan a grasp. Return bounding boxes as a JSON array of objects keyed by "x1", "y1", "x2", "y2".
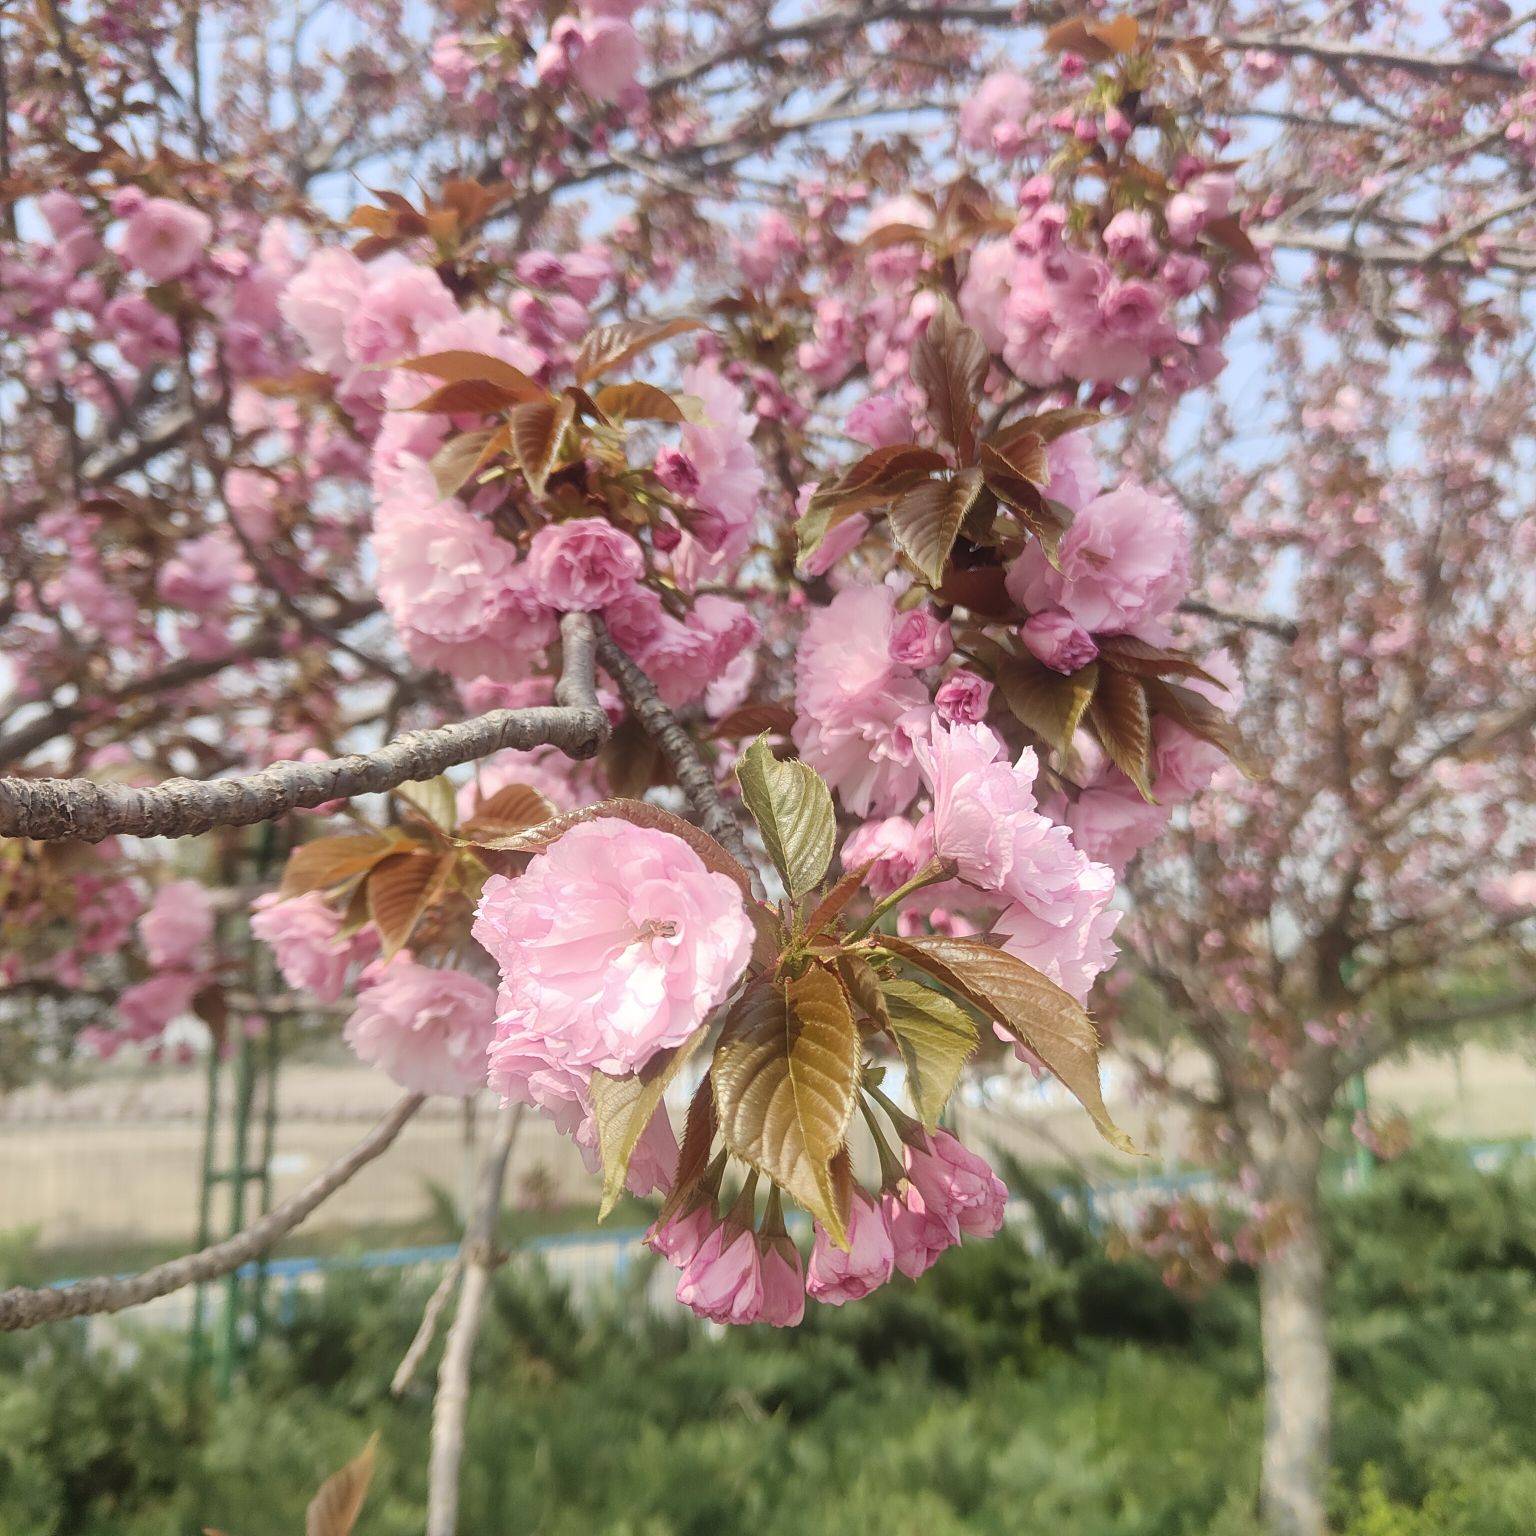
[
  {"x1": 711, "y1": 965, "x2": 860, "y2": 1246},
  {"x1": 878, "y1": 934, "x2": 1137, "y2": 1154}
]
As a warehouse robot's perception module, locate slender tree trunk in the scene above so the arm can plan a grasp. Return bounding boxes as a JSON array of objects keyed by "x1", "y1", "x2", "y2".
[{"x1": 1257, "y1": 1137, "x2": 1331, "y2": 1536}]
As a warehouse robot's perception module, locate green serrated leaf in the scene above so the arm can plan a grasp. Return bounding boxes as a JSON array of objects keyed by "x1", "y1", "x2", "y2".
[
  {"x1": 735, "y1": 736, "x2": 835, "y2": 900},
  {"x1": 879, "y1": 934, "x2": 1137, "y2": 1154},
  {"x1": 879, "y1": 977, "x2": 980, "y2": 1129},
  {"x1": 590, "y1": 1025, "x2": 710, "y2": 1219},
  {"x1": 712, "y1": 965, "x2": 859, "y2": 1246}
]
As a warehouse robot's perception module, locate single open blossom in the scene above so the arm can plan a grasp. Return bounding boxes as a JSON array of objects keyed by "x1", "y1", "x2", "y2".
[
  {"x1": 841, "y1": 815, "x2": 933, "y2": 900},
  {"x1": 473, "y1": 819, "x2": 753, "y2": 1081},
  {"x1": 675, "y1": 1223, "x2": 764, "y2": 1324},
  {"x1": 959, "y1": 70, "x2": 1035, "y2": 152},
  {"x1": 884, "y1": 1185, "x2": 959, "y2": 1279},
  {"x1": 890, "y1": 608, "x2": 953, "y2": 669},
  {"x1": 807, "y1": 1191, "x2": 896, "y2": 1304},
  {"x1": 993, "y1": 877, "x2": 1121, "y2": 1005},
  {"x1": 794, "y1": 584, "x2": 934, "y2": 816},
  {"x1": 118, "y1": 197, "x2": 212, "y2": 282},
  {"x1": 119, "y1": 972, "x2": 200, "y2": 1040},
  {"x1": 1007, "y1": 484, "x2": 1189, "y2": 635},
  {"x1": 343, "y1": 956, "x2": 498, "y2": 1097},
  {"x1": 916, "y1": 718, "x2": 1098, "y2": 925},
  {"x1": 845, "y1": 392, "x2": 914, "y2": 448},
  {"x1": 139, "y1": 880, "x2": 214, "y2": 970},
  {"x1": 904, "y1": 1129, "x2": 1008, "y2": 1239},
  {"x1": 573, "y1": 16, "x2": 643, "y2": 102},
  {"x1": 526, "y1": 517, "x2": 643, "y2": 610},
  {"x1": 251, "y1": 891, "x2": 378, "y2": 1003}
]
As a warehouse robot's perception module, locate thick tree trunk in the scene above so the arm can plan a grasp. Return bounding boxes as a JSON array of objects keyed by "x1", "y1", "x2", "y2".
[{"x1": 1257, "y1": 1146, "x2": 1331, "y2": 1536}]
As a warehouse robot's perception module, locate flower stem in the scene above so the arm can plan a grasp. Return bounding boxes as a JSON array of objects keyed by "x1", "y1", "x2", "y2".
[{"x1": 843, "y1": 857, "x2": 954, "y2": 944}]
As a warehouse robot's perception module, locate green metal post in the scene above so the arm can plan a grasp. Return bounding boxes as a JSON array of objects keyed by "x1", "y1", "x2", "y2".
[
  {"x1": 188, "y1": 1037, "x2": 222, "y2": 1388},
  {"x1": 215, "y1": 1026, "x2": 256, "y2": 1397}
]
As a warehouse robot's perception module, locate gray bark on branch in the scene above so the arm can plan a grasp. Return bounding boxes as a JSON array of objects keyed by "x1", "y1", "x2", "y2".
[
  {"x1": 592, "y1": 618, "x2": 758, "y2": 878},
  {"x1": 0, "y1": 1093, "x2": 424, "y2": 1331},
  {"x1": 0, "y1": 613, "x2": 608, "y2": 842}
]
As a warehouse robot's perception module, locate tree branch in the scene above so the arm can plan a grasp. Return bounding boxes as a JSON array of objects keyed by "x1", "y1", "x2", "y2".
[
  {"x1": 0, "y1": 1093, "x2": 424, "y2": 1332},
  {"x1": 592, "y1": 618, "x2": 757, "y2": 877},
  {"x1": 0, "y1": 613, "x2": 608, "y2": 841},
  {"x1": 426, "y1": 1103, "x2": 521, "y2": 1536},
  {"x1": 1178, "y1": 598, "x2": 1299, "y2": 643}
]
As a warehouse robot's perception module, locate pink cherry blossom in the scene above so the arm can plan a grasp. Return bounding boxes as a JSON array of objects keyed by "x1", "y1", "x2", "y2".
[
  {"x1": 526, "y1": 517, "x2": 643, "y2": 610},
  {"x1": 958, "y1": 71, "x2": 1035, "y2": 153},
  {"x1": 118, "y1": 198, "x2": 212, "y2": 282},
  {"x1": 845, "y1": 392, "x2": 915, "y2": 448},
  {"x1": 250, "y1": 891, "x2": 378, "y2": 1004},
  {"x1": 884, "y1": 1185, "x2": 959, "y2": 1279},
  {"x1": 934, "y1": 671, "x2": 994, "y2": 725},
  {"x1": 806, "y1": 1190, "x2": 896, "y2": 1304},
  {"x1": 675, "y1": 1223, "x2": 766, "y2": 1324},
  {"x1": 573, "y1": 16, "x2": 643, "y2": 103},
  {"x1": 1021, "y1": 608, "x2": 1099, "y2": 673},
  {"x1": 343, "y1": 955, "x2": 498, "y2": 1097},
  {"x1": 646, "y1": 1202, "x2": 717, "y2": 1269},
  {"x1": 904, "y1": 1128, "x2": 1008, "y2": 1239},
  {"x1": 758, "y1": 1239, "x2": 808, "y2": 1326},
  {"x1": 890, "y1": 608, "x2": 953, "y2": 669},
  {"x1": 119, "y1": 972, "x2": 200, "y2": 1040},
  {"x1": 139, "y1": 880, "x2": 214, "y2": 970},
  {"x1": 1007, "y1": 484, "x2": 1190, "y2": 634},
  {"x1": 473, "y1": 819, "x2": 753, "y2": 1079},
  {"x1": 841, "y1": 815, "x2": 933, "y2": 900}
]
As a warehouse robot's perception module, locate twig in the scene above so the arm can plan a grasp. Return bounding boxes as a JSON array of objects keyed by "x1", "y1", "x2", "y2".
[
  {"x1": 0, "y1": 613, "x2": 608, "y2": 840},
  {"x1": 592, "y1": 618, "x2": 757, "y2": 876},
  {"x1": 425, "y1": 1103, "x2": 522, "y2": 1536},
  {"x1": 390, "y1": 1259, "x2": 464, "y2": 1398},
  {"x1": 0, "y1": 1094, "x2": 424, "y2": 1331},
  {"x1": 1178, "y1": 598, "x2": 1300, "y2": 643}
]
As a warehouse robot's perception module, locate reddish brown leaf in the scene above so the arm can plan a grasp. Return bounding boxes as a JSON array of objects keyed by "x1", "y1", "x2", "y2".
[
  {"x1": 460, "y1": 782, "x2": 557, "y2": 841},
  {"x1": 279, "y1": 833, "x2": 398, "y2": 899},
  {"x1": 366, "y1": 850, "x2": 455, "y2": 956},
  {"x1": 593, "y1": 381, "x2": 687, "y2": 422},
  {"x1": 509, "y1": 394, "x2": 575, "y2": 497},
  {"x1": 993, "y1": 651, "x2": 1100, "y2": 753},
  {"x1": 910, "y1": 300, "x2": 988, "y2": 462},
  {"x1": 408, "y1": 379, "x2": 526, "y2": 416},
  {"x1": 709, "y1": 702, "x2": 796, "y2": 740},
  {"x1": 889, "y1": 468, "x2": 985, "y2": 585},
  {"x1": 574, "y1": 316, "x2": 707, "y2": 384},
  {"x1": 1096, "y1": 634, "x2": 1226, "y2": 687},
  {"x1": 1087, "y1": 664, "x2": 1154, "y2": 798},
  {"x1": 397, "y1": 350, "x2": 546, "y2": 401}
]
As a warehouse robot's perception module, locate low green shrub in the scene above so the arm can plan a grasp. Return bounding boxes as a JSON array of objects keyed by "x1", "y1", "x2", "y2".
[{"x1": 3, "y1": 1144, "x2": 1535, "y2": 1536}]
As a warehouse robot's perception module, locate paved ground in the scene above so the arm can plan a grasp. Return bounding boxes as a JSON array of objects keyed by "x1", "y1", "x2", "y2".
[{"x1": 2, "y1": 1044, "x2": 1533, "y2": 1252}]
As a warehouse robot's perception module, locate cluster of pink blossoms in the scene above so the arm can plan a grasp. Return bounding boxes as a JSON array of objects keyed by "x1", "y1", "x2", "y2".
[
  {"x1": 650, "y1": 1124, "x2": 1008, "y2": 1326},
  {"x1": 432, "y1": 1, "x2": 646, "y2": 115},
  {"x1": 792, "y1": 425, "x2": 1238, "y2": 1007},
  {"x1": 277, "y1": 251, "x2": 764, "y2": 713}
]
